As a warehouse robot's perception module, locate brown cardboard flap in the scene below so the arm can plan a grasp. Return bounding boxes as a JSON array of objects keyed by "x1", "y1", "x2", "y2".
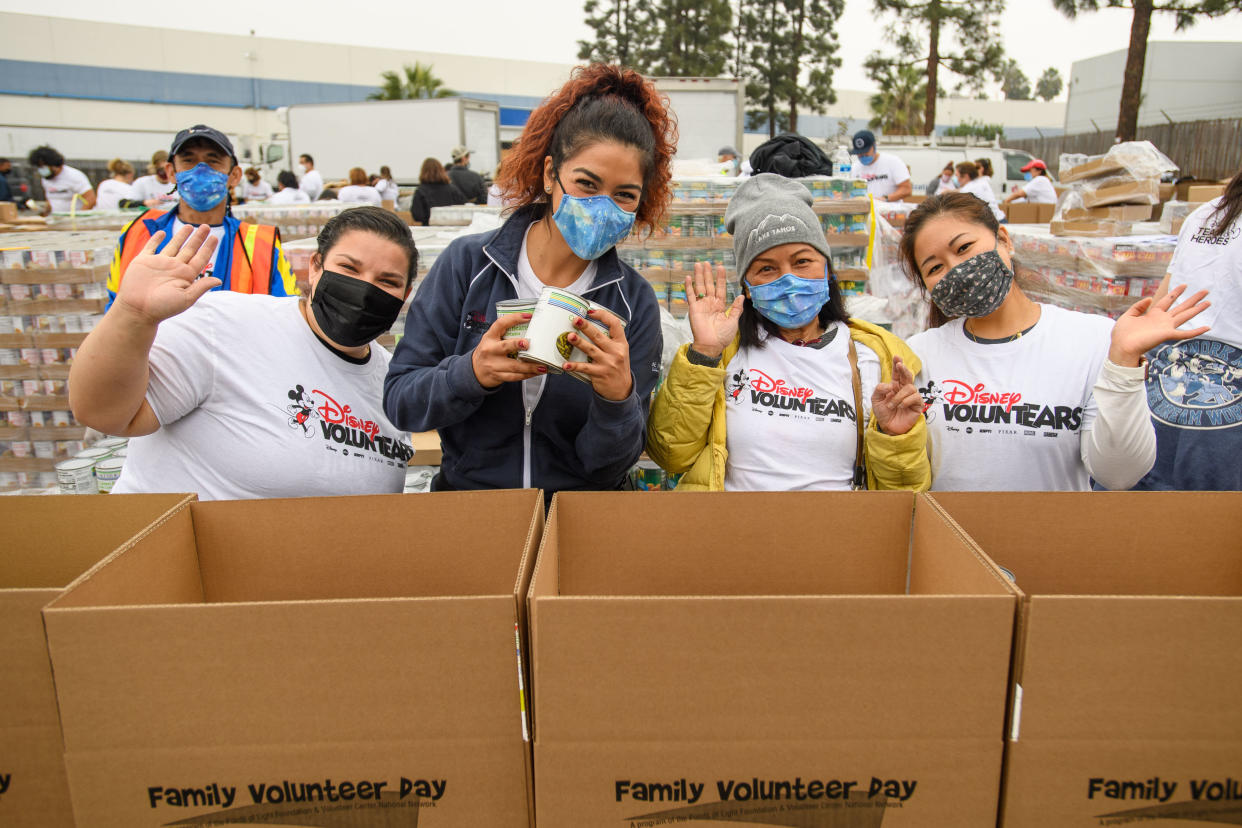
[
  {"x1": 46, "y1": 598, "x2": 522, "y2": 753},
  {"x1": 1017, "y1": 597, "x2": 1242, "y2": 741},
  {"x1": 0, "y1": 724, "x2": 76, "y2": 828},
  {"x1": 533, "y1": 594, "x2": 1014, "y2": 742},
  {"x1": 191, "y1": 491, "x2": 538, "y2": 602},
  {"x1": 910, "y1": 495, "x2": 1016, "y2": 597},
  {"x1": 552, "y1": 491, "x2": 914, "y2": 596},
  {"x1": 0, "y1": 493, "x2": 194, "y2": 589},
  {"x1": 44, "y1": 505, "x2": 204, "y2": 609},
  {"x1": 926, "y1": 492, "x2": 1242, "y2": 596},
  {"x1": 1, "y1": 590, "x2": 64, "y2": 728}
]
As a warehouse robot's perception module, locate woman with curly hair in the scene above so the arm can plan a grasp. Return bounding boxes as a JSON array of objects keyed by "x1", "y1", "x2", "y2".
[{"x1": 384, "y1": 64, "x2": 673, "y2": 495}]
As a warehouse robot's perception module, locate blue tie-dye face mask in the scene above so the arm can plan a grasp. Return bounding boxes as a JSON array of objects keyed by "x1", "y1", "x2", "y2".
[
  {"x1": 551, "y1": 179, "x2": 637, "y2": 261},
  {"x1": 175, "y1": 163, "x2": 230, "y2": 211},
  {"x1": 745, "y1": 263, "x2": 831, "y2": 330}
]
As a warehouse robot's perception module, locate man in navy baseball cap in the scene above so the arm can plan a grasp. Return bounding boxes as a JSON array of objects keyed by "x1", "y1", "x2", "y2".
[
  {"x1": 848, "y1": 129, "x2": 911, "y2": 203},
  {"x1": 106, "y1": 123, "x2": 295, "y2": 307}
]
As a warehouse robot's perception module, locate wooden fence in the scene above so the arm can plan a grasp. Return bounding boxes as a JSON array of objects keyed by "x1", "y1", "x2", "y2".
[{"x1": 1008, "y1": 119, "x2": 1242, "y2": 181}]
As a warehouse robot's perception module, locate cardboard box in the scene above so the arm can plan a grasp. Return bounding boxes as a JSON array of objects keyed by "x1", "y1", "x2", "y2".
[
  {"x1": 1062, "y1": 203, "x2": 1153, "y2": 222},
  {"x1": 411, "y1": 429, "x2": 443, "y2": 466},
  {"x1": 1159, "y1": 182, "x2": 1176, "y2": 202},
  {"x1": 1, "y1": 493, "x2": 194, "y2": 828},
  {"x1": 1059, "y1": 156, "x2": 1130, "y2": 183},
  {"x1": 43, "y1": 491, "x2": 544, "y2": 828},
  {"x1": 0, "y1": 202, "x2": 17, "y2": 223},
  {"x1": 1081, "y1": 178, "x2": 1161, "y2": 208},
  {"x1": 928, "y1": 492, "x2": 1242, "y2": 828},
  {"x1": 1186, "y1": 183, "x2": 1226, "y2": 203},
  {"x1": 1005, "y1": 202, "x2": 1055, "y2": 224},
  {"x1": 1050, "y1": 219, "x2": 1133, "y2": 237},
  {"x1": 529, "y1": 491, "x2": 1019, "y2": 827}
]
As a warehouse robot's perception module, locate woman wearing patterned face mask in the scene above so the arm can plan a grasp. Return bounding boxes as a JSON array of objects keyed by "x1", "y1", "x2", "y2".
[
  {"x1": 646, "y1": 173, "x2": 930, "y2": 492},
  {"x1": 383, "y1": 64, "x2": 671, "y2": 496},
  {"x1": 902, "y1": 191, "x2": 1211, "y2": 492}
]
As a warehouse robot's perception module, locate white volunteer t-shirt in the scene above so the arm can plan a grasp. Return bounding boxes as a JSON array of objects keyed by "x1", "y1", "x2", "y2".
[
  {"x1": 854, "y1": 153, "x2": 910, "y2": 199},
  {"x1": 723, "y1": 324, "x2": 881, "y2": 491},
  {"x1": 1020, "y1": 175, "x2": 1057, "y2": 204},
  {"x1": 338, "y1": 185, "x2": 383, "y2": 205},
  {"x1": 131, "y1": 174, "x2": 177, "y2": 204},
  {"x1": 906, "y1": 304, "x2": 1113, "y2": 491},
  {"x1": 112, "y1": 292, "x2": 411, "y2": 500},
  {"x1": 171, "y1": 216, "x2": 226, "y2": 279},
  {"x1": 1167, "y1": 197, "x2": 1242, "y2": 347},
  {"x1": 299, "y1": 169, "x2": 324, "y2": 200},
  {"x1": 241, "y1": 179, "x2": 273, "y2": 200},
  {"x1": 375, "y1": 179, "x2": 399, "y2": 203},
  {"x1": 95, "y1": 179, "x2": 134, "y2": 210},
  {"x1": 515, "y1": 222, "x2": 597, "y2": 415},
  {"x1": 41, "y1": 165, "x2": 92, "y2": 212},
  {"x1": 269, "y1": 187, "x2": 310, "y2": 205},
  {"x1": 959, "y1": 177, "x2": 1005, "y2": 222}
]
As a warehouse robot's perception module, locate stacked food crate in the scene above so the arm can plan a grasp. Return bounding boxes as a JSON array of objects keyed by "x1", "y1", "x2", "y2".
[
  {"x1": 232, "y1": 202, "x2": 366, "y2": 241},
  {"x1": 0, "y1": 232, "x2": 114, "y2": 491},
  {"x1": 1050, "y1": 141, "x2": 1174, "y2": 237}
]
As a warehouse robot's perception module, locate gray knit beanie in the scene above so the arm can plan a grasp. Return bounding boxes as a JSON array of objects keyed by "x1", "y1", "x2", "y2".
[{"x1": 726, "y1": 173, "x2": 832, "y2": 283}]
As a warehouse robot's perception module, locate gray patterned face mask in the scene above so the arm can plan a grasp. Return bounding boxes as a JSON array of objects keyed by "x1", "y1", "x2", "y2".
[{"x1": 929, "y1": 246, "x2": 1014, "y2": 318}]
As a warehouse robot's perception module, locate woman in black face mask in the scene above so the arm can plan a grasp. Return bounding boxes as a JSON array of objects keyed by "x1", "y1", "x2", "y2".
[
  {"x1": 70, "y1": 206, "x2": 419, "y2": 500},
  {"x1": 900, "y1": 191, "x2": 1211, "y2": 492}
]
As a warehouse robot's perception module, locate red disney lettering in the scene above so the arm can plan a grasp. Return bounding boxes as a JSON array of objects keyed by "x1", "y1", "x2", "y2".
[
  {"x1": 313, "y1": 389, "x2": 380, "y2": 438},
  {"x1": 748, "y1": 369, "x2": 814, "y2": 403},
  {"x1": 942, "y1": 380, "x2": 1022, "y2": 412}
]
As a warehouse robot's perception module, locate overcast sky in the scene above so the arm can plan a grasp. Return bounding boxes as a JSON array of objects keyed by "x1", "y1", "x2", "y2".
[{"x1": 6, "y1": 0, "x2": 1242, "y2": 97}]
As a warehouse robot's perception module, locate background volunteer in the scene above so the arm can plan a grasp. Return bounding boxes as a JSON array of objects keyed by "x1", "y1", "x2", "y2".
[
  {"x1": 131, "y1": 150, "x2": 178, "y2": 206},
  {"x1": 955, "y1": 161, "x2": 1005, "y2": 222},
  {"x1": 28, "y1": 145, "x2": 95, "y2": 212},
  {"x1": 1133, "y1": 166, "x2": 1242, "y2": 491},
  {"x1": 849, "y1": 130, "x2": 911, "y2": 203},
  {"x1": 1004, "y1": 159, "x2": 1057, "y2": 205},
  {"x1": 298, "y1": 153, "x2": 324, "y2": 200}
]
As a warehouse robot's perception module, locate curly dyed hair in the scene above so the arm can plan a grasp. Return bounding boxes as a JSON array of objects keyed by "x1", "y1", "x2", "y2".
[{"x1": 496, "y1": 64, "x2": 677, "y2": 233}]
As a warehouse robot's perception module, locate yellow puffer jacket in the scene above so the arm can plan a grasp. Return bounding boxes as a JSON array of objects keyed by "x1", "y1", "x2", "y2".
[{"x1": 646, "y1": 319, "x2": 931, "y2": 491}]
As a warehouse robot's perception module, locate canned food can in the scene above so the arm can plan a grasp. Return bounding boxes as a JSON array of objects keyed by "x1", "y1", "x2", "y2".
[
  {"x1": 94, "y1": 456, "x2": 126, "y2": 493},
  {"x1": 75, "y1": 447, "x2": 113, "y2": 462},
  {"x1": 92, "y1": 437, "x2": 129, "y2": 450},
  {"x1": 32, "y1": 441, "x2": 55, "y2": 460},
  {"x1": 630, "y1": 459, "x2": 665, "y2": 491},
  {"x1": 56, "y1": 458, "x2": 99, "y2": 494}
]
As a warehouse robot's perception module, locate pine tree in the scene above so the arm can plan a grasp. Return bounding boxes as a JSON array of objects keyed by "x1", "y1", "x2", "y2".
[
  {"x1": 1052, "y1": 0, "x2": 1242, "y2": 140},
  {"x1": 1035, "y1": 67, "x2": 1063, "y2": 102},
  {"x1": 1000, "y1": 59, "x2": 1031, "y2": 100},
  {"x1": 867, "y1": 0, "x2": 1006, "y2": 136},
  {"x1": 738, "y1": 0, "x2": 845, "y2": 138},
  {"x1": 578, "y1": 0, "x2": 656, "y2": 71},
  {"x1": 643, "y1": 0, "x2": 734, "y2": 76}
]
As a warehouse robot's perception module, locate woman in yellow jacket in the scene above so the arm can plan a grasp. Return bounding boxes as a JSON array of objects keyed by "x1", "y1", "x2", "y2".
[{"x1": 647, "y1": 174, "x2": 930, "y2": 491}]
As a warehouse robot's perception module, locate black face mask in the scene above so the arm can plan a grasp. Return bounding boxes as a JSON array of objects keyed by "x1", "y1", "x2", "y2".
[{"x1": 310, "y1": 269, "x2": 405, "y2": 348}]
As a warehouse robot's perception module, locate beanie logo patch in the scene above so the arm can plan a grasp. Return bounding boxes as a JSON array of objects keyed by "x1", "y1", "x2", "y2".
[{"x1": 748, "y1": 213, "x2": 810, "y2": 248}]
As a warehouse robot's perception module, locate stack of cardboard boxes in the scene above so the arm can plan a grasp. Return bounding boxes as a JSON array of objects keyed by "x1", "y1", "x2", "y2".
[{"x1": 1050, "y1": 141, "x2": 1175, "y2": 237}]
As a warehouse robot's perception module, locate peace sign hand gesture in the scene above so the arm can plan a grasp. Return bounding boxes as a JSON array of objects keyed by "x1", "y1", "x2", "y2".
[
  {"x1": 687, "y1": 262, "x2": 745, "y2": 360},
  {"x1": 871, "y1": 356, "x2": 924, "y2": 436},
  {"x1": 115, "y1": 224, "x2": 222, "y2": 324}
]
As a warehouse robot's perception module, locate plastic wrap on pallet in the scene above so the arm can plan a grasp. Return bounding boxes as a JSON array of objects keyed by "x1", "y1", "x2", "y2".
[
  {"x1": 1058, "y1": 140, "x2": 1178, "y2": 184},
  {"x1": 1159, "y1": 200, "x2": 1200, "y2": 236},
  {"x1": 866, "y1": 214, "x2": 929, "y2": 339}
]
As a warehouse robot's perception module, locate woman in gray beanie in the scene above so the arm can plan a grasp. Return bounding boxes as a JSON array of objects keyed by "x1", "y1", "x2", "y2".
[{"x1": 646, "y1": 173, "x2": 930, "y2": 491}]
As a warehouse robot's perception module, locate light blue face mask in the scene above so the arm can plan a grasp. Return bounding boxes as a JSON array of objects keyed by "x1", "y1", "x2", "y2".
[
  {"x1": 552, "y1": 180, "x2": 638, "y2": 261},
  {"x1": 1023, "y1": 172, "x2": 1033, "y2": 181},
  {"x1": 858, "y1": 152, "x2": 877, "y2": 166},
  {"x1": 745, "y1": 263, "x2": 831, "y2": 330},
  {"x1": 175, "y1": 162, "x2": 230, "y2": 211}
]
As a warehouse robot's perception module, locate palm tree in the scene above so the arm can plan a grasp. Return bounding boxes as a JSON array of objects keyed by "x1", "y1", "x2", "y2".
[
  {"x1": 367, "y1": 63, "x2": 455, "y2": 100},
  {"x1": 867, "y1": 62, "x2": 926, "y2": 135}
]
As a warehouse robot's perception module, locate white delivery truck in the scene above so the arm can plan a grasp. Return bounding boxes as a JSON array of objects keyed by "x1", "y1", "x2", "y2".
[
  {"x1": 285, "y1": 98, "x2": 501, "y2": 185},
  {"x1": 653, "y1": 77, "x2": 744, "y2": 162}
]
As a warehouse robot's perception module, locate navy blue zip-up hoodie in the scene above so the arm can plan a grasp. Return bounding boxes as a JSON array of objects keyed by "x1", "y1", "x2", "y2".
[{"x1": 383, "y1": 204, "x2": 663, "y2": 493}]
